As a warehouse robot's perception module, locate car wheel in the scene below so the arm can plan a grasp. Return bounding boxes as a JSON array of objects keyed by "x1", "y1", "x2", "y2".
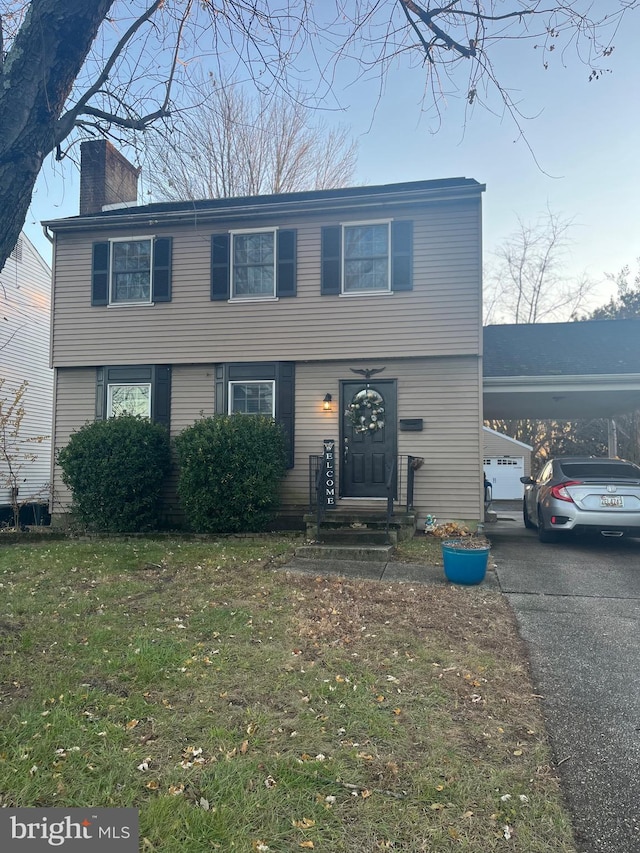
[
  {"x1": 523, "y1": 499, "x2": 535, "y2": 529},
  {"x1": 537, "y1": 507, "x2": 557, "y2": 543}
]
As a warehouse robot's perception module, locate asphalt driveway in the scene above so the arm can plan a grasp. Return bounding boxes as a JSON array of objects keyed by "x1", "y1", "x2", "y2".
[{"x1": 487, "y1": 514, "x2": 640, "y2": 853}]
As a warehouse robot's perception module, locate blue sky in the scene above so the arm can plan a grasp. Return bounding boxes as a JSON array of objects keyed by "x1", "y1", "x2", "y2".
[{"x1": 25, "y1": 6, "x2": 639, "y2": 315}]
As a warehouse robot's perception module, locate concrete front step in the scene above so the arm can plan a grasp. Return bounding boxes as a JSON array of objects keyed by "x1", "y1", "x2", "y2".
[
  {"x1": 304, "y1": 510, "x2": 416, "y2": 544},
  {"x1": 317, "y1": 528, "x2": 394, "y2": 546},
  {"x1": 295, "y1": 543, "x2": 394, "y2": 562}
]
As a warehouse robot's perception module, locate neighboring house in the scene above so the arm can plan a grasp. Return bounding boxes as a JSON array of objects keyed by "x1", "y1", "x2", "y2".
[
  {"x1": 0, "y1": 233, "x2": 53, "y2": 518},
  {"x1": 44, "y1": 140, "x2": 486, "y2": 528},
  {"x1": 482, "y1": 427, "x2": 532, "y2": 500}
]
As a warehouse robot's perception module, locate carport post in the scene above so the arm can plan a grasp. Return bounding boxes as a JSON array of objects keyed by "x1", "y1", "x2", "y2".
[{"x1": 608, "y1": 419, "x2": 618, "y2": 458}]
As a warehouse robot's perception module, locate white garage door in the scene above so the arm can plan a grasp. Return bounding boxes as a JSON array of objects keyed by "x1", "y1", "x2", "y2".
[{"x1": 483, "y1": 457, "x2": 525, "y2": 500}]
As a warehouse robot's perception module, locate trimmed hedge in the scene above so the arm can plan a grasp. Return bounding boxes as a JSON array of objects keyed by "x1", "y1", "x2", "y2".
[
  {"x1": 175, "y1": 415, "x2": 287, "y2": 533},
  {"x1": 57, "y1": 416, "x2": 171, "y2": 532}
]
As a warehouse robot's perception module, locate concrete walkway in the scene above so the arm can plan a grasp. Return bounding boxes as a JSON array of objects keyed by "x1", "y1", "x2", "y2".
[{"x1": 282, "y1": 555, "x2": 500, "y2": 588}]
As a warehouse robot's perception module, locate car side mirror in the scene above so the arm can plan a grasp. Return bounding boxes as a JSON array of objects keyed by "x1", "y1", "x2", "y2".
[{"x1": 520, "y1": 476, "x2": 534, "y2": 484}]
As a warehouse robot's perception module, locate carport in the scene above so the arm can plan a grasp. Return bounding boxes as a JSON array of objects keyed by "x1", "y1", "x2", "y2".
[{"x1": 483, "y1": 319, "x2": 640, "y2": 455}]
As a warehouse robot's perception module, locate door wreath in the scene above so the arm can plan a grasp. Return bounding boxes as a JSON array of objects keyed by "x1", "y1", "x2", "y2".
[{"x1": 345, "y1": 388, "x2": 385, "y2": 433}]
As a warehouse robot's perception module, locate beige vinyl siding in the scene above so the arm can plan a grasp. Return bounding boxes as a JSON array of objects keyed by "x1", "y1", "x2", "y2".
[
  {"x1": 287, "y1": 356, "x2": 482, "y2": 522},
  {"x1": 0, "y1": 235, "x2": 53, "y2": 506},
  {"x1": 51, "y1": 198, "x2": 482, "y2": 368},
  {"x1": 52, "y1": 356, "x2": 482, "y2": 523},
  {"x1": 51, "y1": 368, "x2": 97, "y2": 513}
]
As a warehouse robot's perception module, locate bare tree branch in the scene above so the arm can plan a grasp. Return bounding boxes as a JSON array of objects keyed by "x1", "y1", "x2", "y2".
[{"x1": 142, "y1": 76, "x2": 358, "y2": 200}]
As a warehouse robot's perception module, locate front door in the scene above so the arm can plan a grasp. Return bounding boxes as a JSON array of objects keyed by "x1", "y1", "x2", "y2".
[{"x1": 341, "y1": 379, "x2": 397, "y2": 498}]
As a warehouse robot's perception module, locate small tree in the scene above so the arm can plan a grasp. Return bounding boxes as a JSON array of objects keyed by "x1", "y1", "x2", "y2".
[
  {"x1": 175, "y1": 415, "x2": 287, "y2": 534},
  {"x1": 0, "y1": 378, "x2": 48, "y2": 528},
  {"x1": 57, "y1": 415, "x2": 171, "y2": 532}
]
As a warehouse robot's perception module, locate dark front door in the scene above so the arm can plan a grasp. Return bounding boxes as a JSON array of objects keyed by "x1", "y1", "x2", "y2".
[{"x1": 341, "y1": 379, "x2": 397, "y2": 498}]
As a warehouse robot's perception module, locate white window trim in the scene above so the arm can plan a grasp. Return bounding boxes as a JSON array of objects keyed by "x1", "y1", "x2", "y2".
[
  {"x1": 340, "y1": 220, "x2": 392, "y2": 296},
  {"x1": 107, "y1": 383, "x2": 152, "y2": 418},
  {"x1": 109, "y1": 235, "x2": 155, "y2": 306},
  {"x1": 229, "y1": 227, "x2": 278, "y2": 301},
  {"x1": 228, "y1": 380, "x2": 276, "y2": 417}
]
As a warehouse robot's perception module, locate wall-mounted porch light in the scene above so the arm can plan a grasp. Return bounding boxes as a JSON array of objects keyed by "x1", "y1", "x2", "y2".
[{"x1": 323, "y1": 393, "x2": 333, "y2": 411}]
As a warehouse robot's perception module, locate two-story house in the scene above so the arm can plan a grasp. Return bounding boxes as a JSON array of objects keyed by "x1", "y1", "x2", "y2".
[{"x1": 45, "y1": 140, "x2": 485, "y2": 530}]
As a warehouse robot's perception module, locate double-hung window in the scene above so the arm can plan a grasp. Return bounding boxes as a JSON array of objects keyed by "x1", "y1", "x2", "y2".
[
  {"x1": 231, "y1": 230, "x2": 276, "y2": 299},
  {"x1": 210, "y1": 230, "x2": 296, "y2": 300},
  {"x1": 110, "y1": 238, "x2": 152, "y2": 303},
  {"x1": 228, "y1": 381, "x2": 275, "y2": 417},
  {"x1": 321, "y1": 219, "x2": 413, "y2": 296},
  {"x1": 342, "y1": 222, "x2": 390, "y2": 293},
  {"x1": 91, "y1": 237, "x2": 172, "y2": 306}
]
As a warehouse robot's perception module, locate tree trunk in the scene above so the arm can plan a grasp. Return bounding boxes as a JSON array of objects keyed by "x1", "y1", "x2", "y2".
[{"x1": 0, "y1": 0, "x2": 115, "y2": 272}]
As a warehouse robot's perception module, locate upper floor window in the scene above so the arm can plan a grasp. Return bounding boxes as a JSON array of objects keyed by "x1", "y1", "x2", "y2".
[
  {"x1": 228, "y1": 380, "x2": 275, "y2": 416},
  {"x1": 91, "y1": 238, "x2": 172, "y2": 306},
  {"x1": 211, "y1": 230, "x2": 297, "y2": 301},
  {"x1": 107, "y1": 383, "x2": 151, "y2": 418},
  {"x1": 343, "y1": 222, "x2": 390, "y2": 293},
  {"x1": 111, "y1": 239, "x2": 152, "y2": 303},
  {"x1": 232, "y1": 230, "x2": 276, "y2": 299},
  {"x1": 321, "y1": 220, "x2": 413, "y2": 296}
]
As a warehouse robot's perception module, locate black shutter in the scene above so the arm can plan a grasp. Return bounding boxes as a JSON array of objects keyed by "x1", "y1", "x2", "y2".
[
  {"x1": 152, "y1": 366, "x2": 171, "y2": 427},
  {"x1": 214, "y1": 364, "x2": 226, "y2": 414},
  {"x1": 95, "y1": 368, "x2": 105, "y2": 419},
  {"x1": 276, "y1": 230, "x2": 297, "y2": 297},
  {"x1": 211, "y1": 235, "x2": 230, "y2": 300},
  {"x1": 391, "y1": 220, "x2": 413, "y2": 291},
  {"x1": 321, "y1": 226, "x2": 341, "y2": 294},
  {"x1": 276, "y1": 362, "x2": 295, "y2": 469},
  {"x1": 152, "y1": 238, "x2": 172, "y2": 302},
  {"x1": 92, "y1": 242, "x2": 109, "y2": 305}
]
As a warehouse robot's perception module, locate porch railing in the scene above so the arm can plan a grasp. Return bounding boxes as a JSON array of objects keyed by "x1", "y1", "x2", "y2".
[{"x1": 308, "y1": 453, "x2": 420, "y2": 514}]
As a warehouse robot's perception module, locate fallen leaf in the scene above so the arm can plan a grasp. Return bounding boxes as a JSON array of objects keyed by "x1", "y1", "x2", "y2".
[
  {"x1": 264, "y1": 775, "x2": 277, "y2": 788},
  {"x1": 126, "y1": 719, "x2": 139, "y2": 730},
  {"x1": 361, "y1": 789, "x2": 372, "y2": 799},
  {"x1": 292, "y1": 818, "x2": 316, "y2": 829},
  {"x1": 145, "y1": 781, "x2": 159, "y2": 790},
  {"x1": 299, "y1": 843, "x2": 314, "y2": 849}
]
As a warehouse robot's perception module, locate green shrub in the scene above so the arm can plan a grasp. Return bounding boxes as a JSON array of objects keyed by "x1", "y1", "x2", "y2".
[
  {"x1": 57, "y1": 416, "x2": 171, "y2": 532},
  {"x1": 175, "y1": 415, "x2": 287, "y2": 533}
]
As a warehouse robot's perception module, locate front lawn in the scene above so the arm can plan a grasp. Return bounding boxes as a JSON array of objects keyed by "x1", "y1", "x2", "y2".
[{"x1": 0, "y1": 537, "x2": 575, "y2": 851}]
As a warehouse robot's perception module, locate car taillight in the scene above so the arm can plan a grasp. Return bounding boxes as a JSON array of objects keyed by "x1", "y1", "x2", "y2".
[{"x1": 550, "y1": 480, "x2": 582, "y2": 503}]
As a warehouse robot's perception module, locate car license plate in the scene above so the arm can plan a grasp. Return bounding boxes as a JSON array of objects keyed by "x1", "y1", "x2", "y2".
[{"x1": 601, "y1": 496, "x2": 624, "y2": 507}]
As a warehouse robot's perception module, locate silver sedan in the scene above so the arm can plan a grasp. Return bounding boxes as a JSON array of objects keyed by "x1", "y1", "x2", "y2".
[{"x1": 521, "y1": 457, "x2": 640, "y2": 542}]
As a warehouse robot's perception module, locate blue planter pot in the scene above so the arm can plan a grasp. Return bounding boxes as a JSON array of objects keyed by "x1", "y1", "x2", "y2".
[{"x1": 442, "y1": 539, "x2": 489, "y2": 585}]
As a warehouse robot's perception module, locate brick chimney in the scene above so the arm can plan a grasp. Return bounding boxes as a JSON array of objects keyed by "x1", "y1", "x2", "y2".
[{"x1": 79, "y1": 139, "x2": 140, "y2": 215}]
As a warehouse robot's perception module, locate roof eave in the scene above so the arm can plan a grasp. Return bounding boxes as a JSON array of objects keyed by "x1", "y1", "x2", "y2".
[{"x1": 42, "y1": 180, "x2": 485, "y2": 233}]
